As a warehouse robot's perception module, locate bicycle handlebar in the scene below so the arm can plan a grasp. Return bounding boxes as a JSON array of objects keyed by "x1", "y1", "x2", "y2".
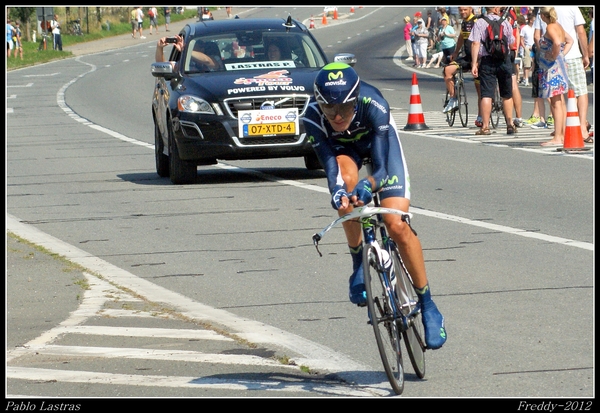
[{"x1": 312, "y1": 206, "x2": 413, "y2": 257}]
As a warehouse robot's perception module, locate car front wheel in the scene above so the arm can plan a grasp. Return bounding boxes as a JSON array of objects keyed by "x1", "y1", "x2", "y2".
[
  {"x1": 155, "y1": 120, "x2": 170, "y2": 178},
  {"x1": 304, "y1": 153, "x2": 322, "y2": 170},
  {"x1": 168, "y1": 122, "x2": 197, "y2": 185}
]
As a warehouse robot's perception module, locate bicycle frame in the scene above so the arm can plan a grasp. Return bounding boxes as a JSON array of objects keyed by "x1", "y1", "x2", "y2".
[{"x1": 312, "y1": 204, "x2": 414, "y2": 325}]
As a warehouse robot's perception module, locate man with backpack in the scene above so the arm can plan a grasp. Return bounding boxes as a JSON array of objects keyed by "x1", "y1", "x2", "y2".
[{"x1": 469, "y1": 6, "x2": 516, "y2": 136}]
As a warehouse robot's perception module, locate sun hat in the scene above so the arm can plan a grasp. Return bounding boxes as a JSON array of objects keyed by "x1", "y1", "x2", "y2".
[
  {"x1": 404, "y1": 16, "x2": 410, "y2": 23},
  {"x1": 414, "y1": 11, "x2": 422, "y2": 18}
]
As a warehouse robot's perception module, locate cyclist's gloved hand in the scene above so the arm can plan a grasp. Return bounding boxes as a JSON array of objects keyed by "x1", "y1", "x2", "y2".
[
  {"x1": 331, "y1": 185, "x2": 349, "y2": 210},
  {"x1": 352, "y1": 178, "x2": 373, "y2": 206}
]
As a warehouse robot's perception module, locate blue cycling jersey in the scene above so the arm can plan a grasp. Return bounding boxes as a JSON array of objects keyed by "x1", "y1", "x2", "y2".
[{"x1": 303, "y1": 81, "x2": 410, "y2": 200}]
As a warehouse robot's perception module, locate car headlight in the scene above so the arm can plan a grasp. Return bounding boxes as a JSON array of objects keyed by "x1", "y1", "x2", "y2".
[{"x1": 177, "y1": 95, "x2": 215, "y2": 114}]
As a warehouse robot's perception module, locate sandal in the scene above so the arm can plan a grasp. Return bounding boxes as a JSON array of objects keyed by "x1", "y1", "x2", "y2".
[
  {"x1": 475, "y1": 127, "x2": 492, "y2": 136},
  {"x1": 584, "y1": 136, "x2": 594, "y2": 143},
  {"x1": 507, "y1": 126, "x2": 517, "y2": 135}
]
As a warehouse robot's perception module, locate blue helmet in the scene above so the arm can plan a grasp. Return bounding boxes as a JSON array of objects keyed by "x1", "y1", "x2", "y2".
[{"x1": 314, "y1": 63, "x2": 360, "y2": 105}]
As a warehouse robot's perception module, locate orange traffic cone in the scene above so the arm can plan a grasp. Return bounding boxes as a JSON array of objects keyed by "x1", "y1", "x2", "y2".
[
  {"x1": 333, "y1": 9, "x2": 339, "y2": 20},
  {"x1": 309, "y1": 15, "x2": 315, "y2": 29},
  {"x1": 322, "y1": 14, "x2": 327, "y2": 25},
  {"x1": 350, "y1": 6, "x2": 355, "y2": 13},
  {"x1": 560, "y1": 89, "x2": 587, "y2": 152},
  {"x1": 404, "y1": 73, "x2": 429, "y2": 130}
]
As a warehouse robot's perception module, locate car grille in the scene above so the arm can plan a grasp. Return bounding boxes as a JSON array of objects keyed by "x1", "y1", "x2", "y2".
[{"x1": 223, "y1": 95, "x2": 311, "y2": 119}]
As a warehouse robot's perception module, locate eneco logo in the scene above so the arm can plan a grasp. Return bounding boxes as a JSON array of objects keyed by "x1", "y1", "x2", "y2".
[{"x1": 325, "y1": 70, "x2": 347, "y2": 87}]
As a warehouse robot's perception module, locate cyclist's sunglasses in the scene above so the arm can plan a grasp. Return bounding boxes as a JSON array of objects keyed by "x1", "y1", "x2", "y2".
[{"x1": 319, "y1": 101, "x2": 356, "y2": 120}]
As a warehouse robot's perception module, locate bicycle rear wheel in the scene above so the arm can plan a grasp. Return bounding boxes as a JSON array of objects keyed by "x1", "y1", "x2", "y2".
[
  {"x1": 391, "y1": 247, "x2": 426, "y2": 379},
  {"x1": 457, "y1": 80, "x2": 468, "y2": 128},
  {"x1": 363, "y1": 244, "x2": 405, "y2": 395}
]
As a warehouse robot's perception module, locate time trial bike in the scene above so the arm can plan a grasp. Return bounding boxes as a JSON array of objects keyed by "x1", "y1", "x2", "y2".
[{"x1": 312, "y1": 159, "x2": 426, "y2": 395}]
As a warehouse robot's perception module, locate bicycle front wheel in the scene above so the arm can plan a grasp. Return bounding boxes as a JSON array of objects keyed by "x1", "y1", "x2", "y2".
[
  {"x1": 457, "y1": 80, "x2": 468, "y2": 128},
  {"x1": 364, "y1": 244, "x2": 405, "y2": 395},
  {"x1": 444, "y1": 92, "x2": 456, "y2": 127},
  {"x1": 391, "y1": 247, "x2": 426, "y2": 379}
]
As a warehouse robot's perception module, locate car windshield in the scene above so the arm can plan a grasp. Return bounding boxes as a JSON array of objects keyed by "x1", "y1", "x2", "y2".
[{"x1": 183, "y1": 30, "x2": 327, "y2": 74}]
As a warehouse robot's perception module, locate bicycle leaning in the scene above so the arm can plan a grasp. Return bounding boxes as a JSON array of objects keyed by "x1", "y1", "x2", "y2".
[
  {"x1": 312, "y1": 159, "x2": 426, "y2": 395},
  {"x1": 68, "y1": 19, "x2": 83, "y2": 36},
  {"x1": 442, "y1": 63, "x2": 469, "y2": 127}
]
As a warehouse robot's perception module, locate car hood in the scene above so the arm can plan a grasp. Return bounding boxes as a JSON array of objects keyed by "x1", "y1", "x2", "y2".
[{"x1": 176, "y1": 68, "x2": 320, "y2": 101}]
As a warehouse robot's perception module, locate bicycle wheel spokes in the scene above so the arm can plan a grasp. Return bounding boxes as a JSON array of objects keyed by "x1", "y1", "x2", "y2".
[
  {"x1": 364, "y1": 244, "x2": 405, "y2": 395},
  {"x1": 391, "y1": 247, "x2": 426, "y2": 379},
  {"x1": 457, "y1": 81, "x2": 468, "y2": 128}
]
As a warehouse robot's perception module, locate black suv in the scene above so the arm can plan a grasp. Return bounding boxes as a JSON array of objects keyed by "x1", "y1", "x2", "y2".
[{"x1": 151, "y1": 16, "x2": 331, "y2": 184}]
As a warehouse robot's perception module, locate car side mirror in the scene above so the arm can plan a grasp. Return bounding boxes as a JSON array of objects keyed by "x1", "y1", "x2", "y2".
[{"x1": 333, "y1": 53, "x2": 357, "y2": 67}]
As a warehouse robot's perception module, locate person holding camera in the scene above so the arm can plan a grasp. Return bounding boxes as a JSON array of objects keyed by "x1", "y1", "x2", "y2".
[
  {"x1": 51, "y1": 14, "x2": 62, "y2": 51},
  {"x1": 155, "y1": 35, "x2": 222, "y2": 72}
]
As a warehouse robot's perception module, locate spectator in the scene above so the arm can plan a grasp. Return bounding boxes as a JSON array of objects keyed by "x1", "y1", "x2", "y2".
[
  {"x1": 526, "y1": 7, "x2": 551, "y2": 129},
  {"x1": 131, "y1": 7, "x2": 137, "y2": 38},
  {"x1": 413, "y1": 17, "x2": 429, "y2": 68},
  {"x1": 502, "y1": 7, "x2": 525, "y2": 128},
  {"x1": 437, "y1": 7, "x2": 449, "y2": 27},
  {"x1": 148, "y1": 7, "x2": 159, "y2": 35},
  {"x1": 403, "y1": 16, "x2": 414, "y2": 62},
  {"x1": 13, "y1": 20, "x2": 22, "y2": 59},
  {"x1": 469, "y1": 6, "x2": 516, "y2": 135},
  {"x1": 7, "y1": 18, "x2": 15, "y2": 58},
  {"x1": 164, "y1": 7, "x2": 171, "y2": 32},
  {"x1": 136, "y1": 6, "x2": 146, "y2": 39},
  {"x1": 425, "y1": 45, "x2": 443, "y2": 68},
  {"x1": 443, "y1": 7, "x2": 482, "y2": 124},
  {"x1": 425, "y1": 9, "x2": 434, "y2": 38},
  {"x1": 520, "y1": 14, "x2": 535, "y2": 86},
  {"x1": 201, "y1": 7, "x2": 214, "y2": 21},
  {"x1": 537, "y1": 7, "x2": 574, "y2": 147},
  {"x1": 437, "y1": 16, "x2": 457, "y2": 65},
  {"x1": 447, "y1": 6, "x2": 460, "y2": 30},
  {"x1": 303, "y1": 63, "x2": 447, "y2": 350},
  {"x1": 226, "y1": 7, "x2": 232, "y2": 19},
  {"x1": 51, "y1": 14, "x2": 62, "y2": 51},
  {"x1": 588, "y1": 8, "x2": 594, "y2": 81},
  {"x1": 555, "y1": 6, "x2": 591, "y2": 142}
]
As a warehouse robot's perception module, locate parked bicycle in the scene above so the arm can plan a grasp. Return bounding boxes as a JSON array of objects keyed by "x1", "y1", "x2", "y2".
[
  {"x1": 68, "y1": 19, "x2": 83, "y2": 36},
  {"x1": 312, "y1": 158, "x2": 426, "y2": 395},
  {"x1": 442, "y1": 64, "x2": 468, "y2": 127}
]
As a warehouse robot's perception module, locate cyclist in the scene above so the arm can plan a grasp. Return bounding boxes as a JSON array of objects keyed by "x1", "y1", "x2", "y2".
[
  {"x1": 303, "y1": 63, "x2": 447, "y2": 350},
  {"x1": 442, "y1": 6, "x2": 482, "y2": 126}
]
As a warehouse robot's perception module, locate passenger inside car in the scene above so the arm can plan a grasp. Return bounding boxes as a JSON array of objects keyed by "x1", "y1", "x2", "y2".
[{"x1": 266, "y1": 40, "x2": 290, "y2": 61}]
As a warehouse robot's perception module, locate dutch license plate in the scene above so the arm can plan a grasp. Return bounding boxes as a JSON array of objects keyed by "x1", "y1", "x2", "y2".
[{"x1": 244, "y1": 122, "x2": 296, "y2": 137}]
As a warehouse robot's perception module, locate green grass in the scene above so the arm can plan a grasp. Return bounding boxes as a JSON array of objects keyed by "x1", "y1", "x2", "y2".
[{"x1": 6, "y1": 9, "x2": 198, "y2": 71}]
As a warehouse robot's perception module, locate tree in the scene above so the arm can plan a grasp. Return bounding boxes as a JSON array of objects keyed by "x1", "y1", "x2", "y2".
[{"x1": 9, "y1": 7, "x2": 36, "y2": 42}]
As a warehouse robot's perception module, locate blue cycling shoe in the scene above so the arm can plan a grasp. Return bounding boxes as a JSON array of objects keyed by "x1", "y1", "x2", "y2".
[
  {"x1": 420, "y1": 300, "x2": 447, "y2": 349},
  {"x1": 349, "y1": 266, "x2": 367, "y2": 307}
]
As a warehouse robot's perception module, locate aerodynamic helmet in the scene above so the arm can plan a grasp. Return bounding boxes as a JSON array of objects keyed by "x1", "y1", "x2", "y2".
[{"x1": 314, "y1": 62, "x2": 360, "y2": 106}]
